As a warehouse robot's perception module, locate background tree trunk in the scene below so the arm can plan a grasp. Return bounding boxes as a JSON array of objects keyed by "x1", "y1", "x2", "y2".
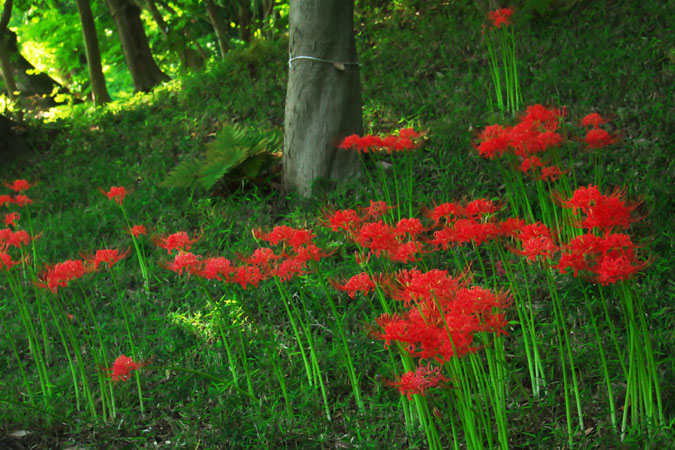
[
  {"x1": 0, "y1": 0, "x2": 17, "y2": 100},
  {"x1": 76, "y1": 0, "x2": 111, "y2": 105},
  {"x1": 105, "y1": 0, "x2": 169, "y2": 92},
  {"x1": 204, "y1": 0, "x2": 229, "y2": 59},
  {"x1": 282, "y1": 0, "x2": 362, "y2": 197}
]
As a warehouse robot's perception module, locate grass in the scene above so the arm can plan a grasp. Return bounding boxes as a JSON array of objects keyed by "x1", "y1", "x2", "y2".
[{"x1": 1, "y1": 0, "x2": 673, "y2": 448}]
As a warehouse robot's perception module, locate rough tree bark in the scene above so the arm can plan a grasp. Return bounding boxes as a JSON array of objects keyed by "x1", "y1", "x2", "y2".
[
  {"x1": 105, "y1": 0, "x2": 169, "y2": 92},
  {"x1": 204, "y1": 0, "x2": 229, "y2": 59},
  {"x1": 0, "y1": 0, "x2": 17, "y2": 100},
  {"x1": 76, "y1": 0, "x2": 111, "y2": 105},
  {"x1": 282, "y1": 0, "x2": 362, "y2": 197}
]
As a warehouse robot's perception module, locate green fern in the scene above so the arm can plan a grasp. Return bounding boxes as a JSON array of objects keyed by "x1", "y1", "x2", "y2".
[{"x1": 160, "y1": 125, "x2": 280, "y2": 191}]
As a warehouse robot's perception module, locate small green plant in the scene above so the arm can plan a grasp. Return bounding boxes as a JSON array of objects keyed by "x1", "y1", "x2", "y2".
[{"x1": 160, "y1": 124, "x2": 280, "y2": 191}]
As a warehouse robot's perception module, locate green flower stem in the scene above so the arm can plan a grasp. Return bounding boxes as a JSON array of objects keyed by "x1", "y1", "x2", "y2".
[
  {"x1": 77, "y1": 283, "x2": 116, "y2": 420},
  {"x1": 195, "y1": 279, "x2": 240, "y2": 391},
  {"x1": 109, "y1": 270, "x2": 145, "y2": 415},
  {"x1": 627, "y1": 280, "x2": 664, "y2": 426},
  {"x1": 41, "y1": 290, "x2": 81, "y2": 412},
  {"x1": 118, "y1": 205, "x2": 150, "y2": 292},
  {"x1": 311, "y1": 260, "x2": 364, "y2": 412},
  {"x1": 272, "y1": 277, "x2": 313, "y2": 385},
  {"x1": 5, "y1": 271, "x2": 51, "y2": 401},
  {"x1": 1, "y1": 311, "x2": 35, "y2": 405},
  {"x1": 547, "y1": 270, "x2": 584, "y2": 437},
  {"x1": 579, "y1": 282, "x2": 617, "y2": 431}
]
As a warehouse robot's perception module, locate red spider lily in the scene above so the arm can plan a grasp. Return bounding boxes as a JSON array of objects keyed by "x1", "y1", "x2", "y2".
[
  {"x1": 462, "y1": 198, "x2": 501, "y2": 218},
  {"x1": 353, "y1": 220, "x2": 399, "y2": 257},
  {"x1": 129, "y1": 224, "x2": 147, "y2": 237},
  {"x1": 497, "y1": 217, "x2": 526, "y2": 238},
  {"x1": 153, "y1": 231, "x2": 201, "y2": 253},
  {"x1": 424, "y1": 202, "x2": 463, "y2": 225},
  {"x1": 106, "y1": 354, "x2": 143, "y2": 382},
  {"x1": 391, "y1": 268, "x2": 465, "y2": 307},
  {"x1": 520, "y1": 104, "x2": 564, "y2": 131},
  {"x1": 320, "y1": 207, "x2": 362, "y2": 233},
  {"x1": 554, "y1": 232, "x2": 649, "y2": 284},
  {"x1": 584, "y1": 128, "x2": 617, "y2": 149},
  {"x1": 332, "y1": 272, "x2": 381, "y2": 299},
  {"x1": 488, "y1": 8, "x2": 514, "y2": 28},
  {"x1": 338, "y1": 129, "x2": 424, "y2": 154},
  {"x1": 0, "y1": 195, "x2": 14, "y2": 207},
  {"x1": 163, "y1": 251, "x2": 202, "y2": 276},
  {"x1": 99, "y1": 186, "x2": 127, "y2": 205},
  {"x1": 558, "y1": 185, "x2": 640, "y2": 231},
  {"x1": 510, "y1": 222, "x2": 559, "y2": 263},
  {"x1": 85, "y1": 248, "x2": 130, "y2": 270},
  {"x1": 387, "y1": 364, "x2": 448, "y2": 400},
  {"x1": 429, "y1": 219, "x2": 499, "y2": 249},
  {"x1": 394, "y1": 218, "x2": 426, "y2": 239},
  {"x1": 254, "y1": 225, "x2": 316, "y2": 250},
  {"x1": 372, "y1": 272, "x2": 509, "y2": 362},
  {"x1": 4, "y1": 179, "x2": 35, "y2": 192},
  {"x1": 37, "y1": 259, "x2": 90, "y2": 293},
  {"x1": 4, "y1": 212, "x2": 19, "y2": 227},
  {"x1": 538, "y1": 165, "x2": 564, "y2": 182},
  {"x1": 0, "y1": 246, "x2": 25, "y2": 270},
  {"x1": 388, "y1": 240, "x2": 426, "y2": 263},
  {"x1": 232, "y1": 264, "x2": 266, "y2": 289},
  {"x1": 594, "y1": 253, "x2": 650, "y2": 285},
  {"x1": 13, "y1": 195, "x2": 32, "y2": 207},
  {"x1": 242, "y1": 247, "x2": 279, "y2": 268},
  {"x1": 0, "y1": 229, "x2": 39, "y2": 249},
  {"x1": 518, "y1": 155, "x2": 545, "y2": 174},
  {"x1": 581, "y1": 113, "x2": 607, "y2": 129},
  {"x1": 362, "y1": 200, "x2": 396, "y2": 219},
  {"x1": 197, "y1": 256, "x2": 234, "y2": 281},
  {"x1": 272, "y1": 256, "x2": 308, "y2": 282}
]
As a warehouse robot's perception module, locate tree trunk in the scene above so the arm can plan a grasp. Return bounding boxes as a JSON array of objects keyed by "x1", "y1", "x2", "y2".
[
  {"x1": 0, "y1": 0, "x2": 17, "y2": 100},
  {"x1": 105, "y1": 0, "x2": 169, "y2": 92},
  {"x1": 282, "y1": 0, "x2": 362, "y2": 197},
  {"x1": 204, "y1": 0, "x2": 229, "y2": 59},
  {"x1": 76, "y1": 0, "x2": 111, "y2": 105}
]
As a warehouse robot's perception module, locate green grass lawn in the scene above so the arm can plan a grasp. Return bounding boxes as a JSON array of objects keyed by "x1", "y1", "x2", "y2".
[{"x1": 1, "y1": 1, "x2": 673, "y2": 448}]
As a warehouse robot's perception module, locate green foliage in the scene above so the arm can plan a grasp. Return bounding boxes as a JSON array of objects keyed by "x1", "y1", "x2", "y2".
[{"x1": 160, "y1": 124, "x2": 280, "y2": 191}]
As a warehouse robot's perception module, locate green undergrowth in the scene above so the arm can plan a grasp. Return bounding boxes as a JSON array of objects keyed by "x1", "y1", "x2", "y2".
[{"x1": 1, "y1": 0, "x2": 673, "y2": 448}]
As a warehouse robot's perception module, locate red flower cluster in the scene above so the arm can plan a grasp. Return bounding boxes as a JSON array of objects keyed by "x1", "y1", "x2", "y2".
[
  {"x1": 387, "y1": 364, "x2": 448, "y2": 400},
  {"x1": 37, "y1": 259, "x2": 90, "y2": 293},
  {"x1": 559, "y1": 185, "x2": 640, "y2": 231},
  {"x1": 153, "y1": 231, "x2": 201, "y2": 253},
  {"x1": 129, "y1": 224, "x2": 147, "y2": 237},
  {"x1": 4, "y1": 212, "x2": 19, "y2": 227},
  {"x1": 4, "y1": 179, "x2": 35, "y2": 192},
  {"x1": 475, "y1": 104, "x2": 565, "y2": 181},
  {"x1": 106, "y1": 354, "x2": 143, "y2": 382},
  {"x1": 84, "y1": 248, "x2": 130, "y2": 270},
  {"x1": 580, "y1": 112, "x2": 617, "y2": 149},
  {"x1": 0, "y1": 244, "x2": 25, "y2": 270},
  {"x1": 371, "y1": 269, "x2": 509, "y2": 362},
  {"x1": 99, "y1": 186, "x2": 127, "y2": 205},
  {"x1": 338, "y1": 128, "x2": 424, "y2": 153},
  {"x1": 332, "y1": 271, "x2": 387, "y2": 299},
  {"x1": 488, "y1": 8, "x2": 514, "y2": 28},
  {"x1": 509, "y1": 222, "x2": 558, "y2": 263},
  {"x1": 324, "y1": 204, "x2": 428, "y2": 263},
  {"x1": 554, "y1": 232, "x2": 648, "y2": 285},
  {"x1": 160, "y1": 225, "x2": 328, "y2": 288},
  {"x1": 0, "y1": 228, "x2": 39, "y2": 249},
  {"x1": 0, "y1": 194, "x2": 32, "y2": 207}
]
